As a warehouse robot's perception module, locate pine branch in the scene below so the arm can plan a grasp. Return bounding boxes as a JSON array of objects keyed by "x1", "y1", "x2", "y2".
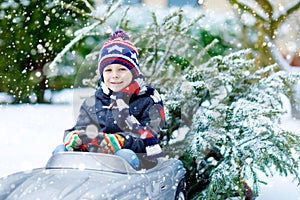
[
  {"x1": 55, "y1": 0, "x2": 104, "y2": 22},
  {"x1": 228, "y1": 0, "x2": 268, "y2": 22},
  {"x1": 273, "y1": 0, "x2": 300, "y2": 31},
  {"x1": 48, "y1": 0, "x2": 125, "y2": 72},
  {"x1": 82, "y1": 0, "x2": 95, "y2": 12},
  {"x1": 115, "y1": 6, "x2": 130, "y2": 30},
  {"x1": 48, "y1": 21, "x2": 101, "y2": 70},
  {"x1": 256, "y1": 0, "x2": 273, "y2": 19}
]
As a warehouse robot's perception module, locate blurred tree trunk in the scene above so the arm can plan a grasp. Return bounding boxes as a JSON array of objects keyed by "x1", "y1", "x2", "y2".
[
  {"x1": 34, "y1": 60, "x2": 46, "y2": 103},
  {"x1": 37, "y1": 74, "x2": 47, "y2": 103}
]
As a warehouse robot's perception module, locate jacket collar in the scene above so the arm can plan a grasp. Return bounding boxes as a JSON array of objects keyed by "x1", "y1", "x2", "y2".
[
  {"x1": 96, "y1": 79, "x2": 147, "y2": 100},
  {"x1": 95, "y1": 82, "x2": 112, "y2": 101}
]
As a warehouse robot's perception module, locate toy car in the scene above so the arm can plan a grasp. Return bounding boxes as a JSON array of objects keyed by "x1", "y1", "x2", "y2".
[{"x1": 0, "y1": 152, "x2": 186, "y2": 199}]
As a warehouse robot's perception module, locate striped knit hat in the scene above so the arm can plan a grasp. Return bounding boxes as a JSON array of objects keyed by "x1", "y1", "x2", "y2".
[{"x1": 98, "y1": 30, "x2": 141, "y2": 81}]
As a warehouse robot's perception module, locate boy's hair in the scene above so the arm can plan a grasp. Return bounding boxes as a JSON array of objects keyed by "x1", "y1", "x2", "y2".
[{"x1": 98, "y1": 30, "x2": 141, "y2": 81}]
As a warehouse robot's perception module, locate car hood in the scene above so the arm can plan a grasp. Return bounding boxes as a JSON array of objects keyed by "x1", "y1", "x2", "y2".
[{"x1": 0, "y1": 168, "x2": 145, "y2": 200}]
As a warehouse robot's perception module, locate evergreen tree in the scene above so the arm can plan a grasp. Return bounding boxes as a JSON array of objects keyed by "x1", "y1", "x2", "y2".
[
  {"x1": 178, "y1": 49, "x2": 300, "y2": 199},
  {"x1": 0, "y1": 0, "x2": 90, "y2": 103},
  {"x1": 227, "y1": 0, "x2": 300, "y2": 118}
]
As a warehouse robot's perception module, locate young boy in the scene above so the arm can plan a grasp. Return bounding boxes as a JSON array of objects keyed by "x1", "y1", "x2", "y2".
[{"x1": 54, "y1": 30, "x2": 165, "y2": 169}]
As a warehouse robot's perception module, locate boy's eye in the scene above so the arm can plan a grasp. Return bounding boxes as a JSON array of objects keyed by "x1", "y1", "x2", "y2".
[
  {"x1": 104, "y1": 68, "x2": 112, "y2": 72},
  {"x1": 120, "y1": 67, "x2": 127, "y2": 71}
]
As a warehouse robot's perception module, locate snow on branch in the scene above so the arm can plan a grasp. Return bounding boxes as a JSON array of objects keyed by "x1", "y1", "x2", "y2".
[
  {"x1": 82, "y1": 0, "x2": 95, "y2": 12},
  {"x1": 274, "y1": 0, "x2": 300, "y2": 26},
  {"x1": 256, "y1": 0, "x2": 273, "y2": 17},
  {"x1": 267, "y1": 38, "x2": 300, "y2": 73},
  {"x1": 229, "y1": 0, "x2": 269, "y2": 21},
  {"x1": 48, "y1": 0, "x2": 125, "y2": 74},
  {"x1": 48, "y1": 21, "x2": 100, "y2": 72},
  {"x1": 55, "y1": 0, "x2": 102, "y2": 22}
]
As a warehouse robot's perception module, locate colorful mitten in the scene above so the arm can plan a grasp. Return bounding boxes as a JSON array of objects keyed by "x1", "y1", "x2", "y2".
[
  {"x1": 64, "y1": 131, "x2": 83, "y2": 151},
  {"x1": 100, "y1": 133, "x2": 125, "y2": 154}
]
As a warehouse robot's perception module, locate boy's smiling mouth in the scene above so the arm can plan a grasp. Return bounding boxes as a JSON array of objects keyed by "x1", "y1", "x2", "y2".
[{"x1": 111, "y1": 81, "x2": 123, "y2": 84}]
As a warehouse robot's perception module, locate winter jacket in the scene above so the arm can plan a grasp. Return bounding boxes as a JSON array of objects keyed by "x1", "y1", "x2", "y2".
[{"x1": 64, "y1": 85, "x2": 165, "y2": 154}]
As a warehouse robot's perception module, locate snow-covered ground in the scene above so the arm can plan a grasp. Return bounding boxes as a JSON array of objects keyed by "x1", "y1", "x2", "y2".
[{"x1": 0, "y1": 89, "x2": 300, "y2": 199}]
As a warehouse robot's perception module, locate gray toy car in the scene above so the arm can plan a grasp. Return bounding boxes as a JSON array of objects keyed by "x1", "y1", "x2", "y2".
[{"x1": 0, "y1": 152, "x2": 186, "y2": 199}]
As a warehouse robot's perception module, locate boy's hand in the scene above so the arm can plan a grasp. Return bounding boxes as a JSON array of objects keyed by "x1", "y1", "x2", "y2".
[
  {"x1": 64, "y1": 132, "x2": 125, "y2": 154},
  {"x1": 100, "y1": 133, "x2": 125, "y2": 154},
  {"x1": 64, "y1": 131, "x2": 83, "y2": 151}
]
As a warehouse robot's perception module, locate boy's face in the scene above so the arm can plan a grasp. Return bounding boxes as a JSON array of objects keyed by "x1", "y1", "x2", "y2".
[{"x1": 103, "y1": 64, "x2": 133, "y2": 92}]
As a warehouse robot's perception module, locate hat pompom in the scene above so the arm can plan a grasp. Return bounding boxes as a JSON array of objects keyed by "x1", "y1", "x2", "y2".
[{"x1": 109, "y1": 30, "x2": 130, "y2": 41}]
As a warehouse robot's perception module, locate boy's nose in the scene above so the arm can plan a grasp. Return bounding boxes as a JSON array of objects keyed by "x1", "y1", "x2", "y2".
[{"x1": 112, "y1": 70, "x2": 119, "y2": 78}]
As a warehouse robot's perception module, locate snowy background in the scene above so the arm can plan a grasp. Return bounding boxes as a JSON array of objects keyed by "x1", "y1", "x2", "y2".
[{"x1": 0, "y1": 89, "x2": 300, "y2": 199}]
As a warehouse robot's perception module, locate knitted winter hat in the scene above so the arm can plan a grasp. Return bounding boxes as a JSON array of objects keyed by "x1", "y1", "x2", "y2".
[{"x1": 98, "y1": 30, "x2": 140, "y2": 81}]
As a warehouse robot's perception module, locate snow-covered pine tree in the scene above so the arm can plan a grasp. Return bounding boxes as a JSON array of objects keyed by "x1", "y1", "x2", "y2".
[
  {"x1": 227, "y1": 0, "x2": 300, "y2": 118},
  {"x1": 174, "y1": 49, "x2": 300, "y2": 199}
]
